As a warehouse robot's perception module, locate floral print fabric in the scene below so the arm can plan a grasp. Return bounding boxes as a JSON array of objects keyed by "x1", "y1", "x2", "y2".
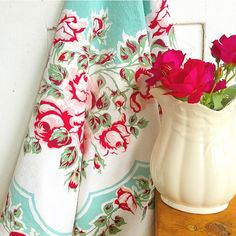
[{"x1": 0, "y1": 0, "x2": 174, "y2": 235}]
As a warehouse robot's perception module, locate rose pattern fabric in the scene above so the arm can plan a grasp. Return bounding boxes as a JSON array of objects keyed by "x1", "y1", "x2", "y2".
[{"x1": 0, "y1": 0, "x2": 175, "y2": 235}]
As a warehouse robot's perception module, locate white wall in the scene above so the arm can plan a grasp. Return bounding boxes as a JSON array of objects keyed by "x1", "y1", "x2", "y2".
[{"x1": 0, "y1": 0, "x2": 236, "y2": 209}]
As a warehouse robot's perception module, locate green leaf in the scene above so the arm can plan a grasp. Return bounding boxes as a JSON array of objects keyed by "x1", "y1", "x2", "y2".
[
  {"x1": 135, "y1": 178, "x2": 149, "y2": 190},
  {"x1": 120, "y1": 40, "x2": 139, "y2": 62},
  {"x1": 151, "y1": 39, "x2": 167, "y2": 51},
  {"x1": 49, "y1": 128, "x2": 71, "y2": 147},
  {"x1": 222, "y1": 84, "x2": 236, "y2": 107},
  {"x1": 48, "y1": 64, "x2": 67, "y2": 86},
  {"x1": 212, "y1": 93, "x2": 224, "y2": 110},
  {"x1": 128, "y1": 114, "x2": 138, "y2": 126},
  {"x1": 60, "y1": 146, "x2": 78, "y2": 169},
  {"x1": 130, "y1": 126, "x2": 139, "y2": 138},
  {"x1": 13, "y1": 207, "x2": 22, "y2": 218},
  {"x1": 114, "y1": 216, "x2": 126, "y2": 227},
  {"x1": 88, "y1": 115, "x2": 102, "y2": 133},
  {"x1": 77, "y1": 54, "x2": 88, "y2": 69},
  {"x1": 97, "y1": 75, "x2": 106, "y2": 89},
  {"x1": 13, "y1": 220, "x2": 24, "y2": 230},
  {"x1": 137, "y1": 118, "x2": 149, "y2": 129},
  {"x1": 38, "y1": 80, "x2": 49, "y2": 95},
  {"x1": 139, "y1": 34, "x2": 148, "y2": 48},
  {"x1": 48, "y1": 88, "x2": 64, "y2": 99},
  {"x1": 81, "y1": 160, "x2": 89, "y2": 169},
  {"x1": 100, "y1": 113, "x2": 112, "y2": 127},
  {"x1": 93, "y1": 215, "x2": 107, "y2": 227},
  {"x1": 120, "y1": 68, "x2": 135, "y2": 82},
  {"x1": 33, "y1": 102, "x2": 40, "y2": 116},
  {"x1": 23, "y1": 140, "x2": 31, "y2": 154},
  {"x1": 81, "y1": 169, "x2": 86, "y2": 179},
  {"x1": 224, "y1": 84, "x2": 236, "y2": 97},
  {"x1": 103, "y1": 202, "x2": 114, "y2": 214},
  {"x1": 108, "y1": 224, "x2": 121, "y2": 234},
  {"x1": 31, "y1": 141, "x2": 42, "y2": 154},
  {"x1": 138, "y1": 54, "x2": 152, "y2": 67}
]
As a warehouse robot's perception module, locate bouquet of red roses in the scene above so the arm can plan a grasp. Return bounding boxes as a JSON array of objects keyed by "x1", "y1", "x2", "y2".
[{"x1": 149, "y1": 34, "x2": 236, "y2": 110}]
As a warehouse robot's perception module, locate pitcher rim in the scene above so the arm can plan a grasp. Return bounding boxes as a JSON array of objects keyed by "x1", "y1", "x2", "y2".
[{"x1": 150, "y1": 87, "x2": 236, "y2": 115}]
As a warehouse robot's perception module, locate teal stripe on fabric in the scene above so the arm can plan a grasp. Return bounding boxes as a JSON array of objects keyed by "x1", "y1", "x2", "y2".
[
  {"x1": 74, "y1": 160, "x2": 150, "y2": 230},
  {"x1": 64, "y1": 0, "x2": 149, "y2": 50},
  {"x1": 11, "y1": 179, "x2": 71, "y2": 236}
]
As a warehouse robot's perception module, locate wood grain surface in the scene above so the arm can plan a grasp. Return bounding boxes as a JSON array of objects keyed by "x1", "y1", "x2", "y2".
[{"x1": 155, "y1": 191, "x2": 236, "y2": 236}]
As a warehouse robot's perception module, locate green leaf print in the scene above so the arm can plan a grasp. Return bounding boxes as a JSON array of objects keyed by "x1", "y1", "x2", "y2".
[
  {"x1": 130, "y1": 126, "x2": 139, "y2": 138},
  {"x1": 108, "y1": 224, "x2": 121, "y2": 234},
  {"x1": 13, "y1": 207, "x2": 22, "y2": 218},
  {"x1": 48, "y1": 63, "x2": 67, "y2": 86},
  {"x1": 23, "y1": 140, "x2": 31, "y2": 154},
  {"x1": 13, "y1": 220, "x2": 24, "y2": 230},
  {"x1": 49, "y1": 128, "x2": 71, "y2": 146},
  {"x1": 60, "y1": 146, "x2": 78, "y2": 169},
  {"x1": 120, "y1": 40, "x2": 139, "y2": 62},
  {"x1": 31, "y1": 141, "x2": 42, "y2": 154},
  {"x1": 138, "y1": 34, "x2": 148, "y2": 48},
  {"x1": 114, "y1": 216, "x2": 126, "y2": 227},
  {"x1": 77, "y1": 54, "x2": 88, "y2": 70},
  {"x1": 128, "y1": 114, "x2": 138, "y2": 126},
  {"x1": 103, "y1": 203, "x2": 114, "y2": 214},
  {"x1": 93, "y1": 216, "x2": 107, "y2": 227},
  {"x1": 100, "y1": 113, "x2": 111, "y2": 127},
  {"x1": 48, "y1": 87, "x2": 65, "y2": 99},
  {"x1": 88, "y1": 115, "x2": 102, "y2": 133},
  {"x1": 137, "y1": 118, "x2": 149, "y2": 129}
]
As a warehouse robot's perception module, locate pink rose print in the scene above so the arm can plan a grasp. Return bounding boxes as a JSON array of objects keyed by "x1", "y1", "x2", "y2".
[
  {"x1": 65, "y1": 69, "x2": 96, "y2": 110},
  {"x1": 9, "y1": 232, "x2": 26, "y2": 236},
  {"x1": 114, "y1": 187, "x2": 137, "y2": 214},
  {"x1": 99, "y1": 114, "x2": 130, "y2": 155},
  {"x1": 54, "y1": 10, "x2": 88, "y2": 45},
  {"x1": 34, "y1": 100, "x2": 73, "y2": 148},
  {"x1": 68, "y1": 70, "x2": 88, "y2": 103}
]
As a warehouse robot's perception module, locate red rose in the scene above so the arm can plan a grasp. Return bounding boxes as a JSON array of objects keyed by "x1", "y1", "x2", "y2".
[
  {"x1": 9, "y1": 232, "x2": 26, "y2": 236},
  {"x1": 114, "y1": 187, "x2": 137, "y2": 214},
  {"x1": 54, "y1": 10, "x2": 87, "y2": 45},
  {"x1": 34, "y1": 100, "x2": 73, "y2": 148},
  {"x1": 162, "y1": 59, "x2": 225, "y2": 103},
  {"x1": 99, "y1": 114, "x2": 130, "y2": 154},
  {"x1": 211, "y1": 34, "x2": 236, "y2": 65},
  {"x1": 150, "y1": 49, "x2": 185, "y2": 81}
]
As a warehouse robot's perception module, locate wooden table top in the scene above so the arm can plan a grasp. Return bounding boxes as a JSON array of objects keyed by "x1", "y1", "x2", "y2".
[{"x1": 155, "y1": 191, "x2": 236, "y2": 236}]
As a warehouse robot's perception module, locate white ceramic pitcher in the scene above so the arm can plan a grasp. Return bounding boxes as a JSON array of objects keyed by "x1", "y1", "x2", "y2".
[{"x1": 150, "y1": 87, "x2": 236, "y2": 214}]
